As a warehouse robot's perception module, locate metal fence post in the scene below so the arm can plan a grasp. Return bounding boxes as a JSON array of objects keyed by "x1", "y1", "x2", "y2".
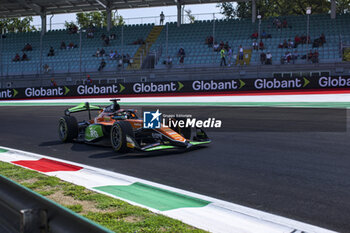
[
  {"x1": 0, "y1": 30, "x2": 3, "y2": 77},
  {"x1": 166, "y1": 23, "x2": 168, "y2": 59},
  {"x1": 79, "y1": 29, "x2": 82, "y2": 73},
  {"x1": 39, "y1": 33, "x2": 43, "y2": 75},
  {"x1": 121, "y1": 25, "x2": 124, "y2": 56}
]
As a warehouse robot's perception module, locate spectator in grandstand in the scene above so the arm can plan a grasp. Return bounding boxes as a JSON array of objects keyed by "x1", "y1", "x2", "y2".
[
  {"x1": 109, "y1": 33, "x2": 116, "y2": 40},
  {"x1": 163, "y1": 56, "x2": 173, "y2": 68},
  {"x1": 87, "y1": 31, "x2": 94, "y2": 38},
  {"x1": 282, "y1": 18, "x2": 288, "y2": 28},
  {"x1": 103, "y1": 36, "x2": 110, "y2": 46},
  {"x1": 301, "y1": 34, "x2": 311, "y2": 44},
  {"x1": 22, "y1": 43, "x2": 32, "y2": 51},
  {"x1": 109, "y1": 50, "x2": 116, "y2": 60},
  {"x1": 284, "y1": 51, "x2": 292, "y2": 64},
  {"x1": 292, "y1": 50, "x2": 299, "y2": 64},
  {"x1": 227, "y1": 47, "x2": 233, "y2": 66},
  {"x1": 282, "y1": 39, "x2": 288, "y2": 49},
  {"x1": 252, "y1": 40, "x2": 258, "y2": 51},
  {"x1": 224, "y1": 41, "x2": 229, "y2": 51},
  {"x1": 266, "y1": 51, "x2": 272, "y2": 64},
  {"x1": 68, "y1": 24, "x2": 78, "y2": 34},
  {"x1": 260, "y1": 51, "x2": 266, "y2": 65},
  {"x1": 50, "y1": 78, "x2": 57, "y2": 87},
  {"x1": 114, "y1": 50, "x2": 120, "y2": 59},
  {"x1": 47, "y1": 47, "x2": 55, "y2": 56},
  {"x1": 94, "y1": 48, "x2": 101, "y2": 57},
  {"x1": 280, "y1": 54, "x2": 285, "y2": 64},
  {"x1": 213, "y1": 41, "x2": 219, "y2": 52},
  {"x1": 98, "y1": 59, "x2": 106, "y2": 71},
  {"x1": 294, "y1": 35, "x2": 301, "y2": 47},
  {"x1": 88, "y1": 24, "x2": 95, "y2": 33},
  {"x1": 278, "y1": 42, "x2": 283, "y2": 49},
  {"x1": 313, "y1": 33, "x2": 326, "y2": 48},
  {"x1": 219, "y1": 41, "x2": 224, "y2": 50},
  {"x1": 251, "y1": 31, "x2": 258, "y2": 39},
  {"x1": 288, "y1": 39, "x2": 294, "y2": 49},
  {"x1": 43, "y1": 64, "x2": 51, "y2": 73},
  {"x1": 259, "y1": 40, "x2": 265, "y2": 50},
  {"x1": 68, "y1": 42, "x2": 76, "y2": 49},
  {"x1": 261, "y1": 30, "x2": 271, "y2": 39},
  {"x1": 220, "y1": 48, "x2": 226, "y2": 67},
  {"x1": 178, "y1": 48, "x2": 185, "y2": 64},
  {"x1": 132, "y1": 38, "x2": 145, "y2": 45},
  {"x1": 126, "y1": 54, "x2": 132, "y2": 66},
  {"x1": 86, "y1": 75, "x2": 93, "y2": 85},
  {"x1": 320, "y1": 33, "x2": 326, "y2": 45},
  {"x1": 100, "y1": 48, "x2": 106, "y2": 57},
  {"x1": 205, "y1": 36, "x2": 213, "y2": 47},
  {"x1": 60, "y1": 41, "x2": 66, "y2": 50},
  {"x1": 312, "y1": 38, "x2": 320, "y2": 48},
  {"x1": 238, "y1": 45, "x2": 244, "y2": 60},
  {"x1": 12, "y1": 53, "x2": 20, "y2": 62},
  {"x1": 307, "y1": 50, "x2": 313, "y2": 61},
  {"x1": 273, "y1": 18, "x2": 282, "y2": 30},
  {"x1": 160, "y1": 11, "x2": 165, "y2": 25},
  {"x1": 311, "y1": 50, "x2": 319, "y2": 63},
  {"x1": 21, "y1": 52, "x2": 29, "y2": 61}
]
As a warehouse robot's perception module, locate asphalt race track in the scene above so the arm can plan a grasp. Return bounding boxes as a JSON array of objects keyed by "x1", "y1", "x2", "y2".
[{"x1": 0, "y1": 105, "x2": 349, "y2": 232}]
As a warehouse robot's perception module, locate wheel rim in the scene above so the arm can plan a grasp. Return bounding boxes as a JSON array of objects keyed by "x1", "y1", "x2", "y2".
[
  {"x1": 59, "y1": 120, "x2": 67, "y2": 140},
  {"x1": 111, "y1": 125, "x2": 121, "y2": 149}
]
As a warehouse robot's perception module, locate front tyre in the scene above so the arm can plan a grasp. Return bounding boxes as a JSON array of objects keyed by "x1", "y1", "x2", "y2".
[
  {"x1": 110, "y1": 121, "x2": 134, "y2": 153},
  {"x1": 58, "y1": 116, "x2": 78, "y2": 142}
]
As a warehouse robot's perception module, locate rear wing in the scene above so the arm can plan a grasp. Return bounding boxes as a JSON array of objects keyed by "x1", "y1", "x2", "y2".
[{"x1": 65, "y1": 102, "x2": 102, "y2": 119}]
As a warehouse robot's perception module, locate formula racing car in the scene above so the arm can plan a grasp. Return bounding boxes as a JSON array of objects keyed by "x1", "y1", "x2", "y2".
[{"x1": 58, "y1": 99, "x2": 210, "y2": 153}]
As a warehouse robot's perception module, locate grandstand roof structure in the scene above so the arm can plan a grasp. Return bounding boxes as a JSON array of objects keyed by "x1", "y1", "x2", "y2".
[{"x1": 0, "y1": 0, "x2": 246, "y2": 18}]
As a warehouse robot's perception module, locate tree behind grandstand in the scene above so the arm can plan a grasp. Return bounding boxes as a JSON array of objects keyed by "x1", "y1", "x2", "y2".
[
  {"x1": 218, "y1": 0, "x2": 350, "y2": 19},
  {"x1": 65, "y1": 11, "x2": 125, "y2": 30},
  {"x1": 0, "y1": 17, "x2": 36, "y2": 33}
]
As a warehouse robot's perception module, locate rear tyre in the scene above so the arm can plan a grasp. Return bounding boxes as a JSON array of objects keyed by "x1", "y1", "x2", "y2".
[
  {"x1": 58, "y1": 116, "x2": 78, "y2": 142},
  {"x1": 110, "y1": 121, "x2": 134, "y2": 153}
]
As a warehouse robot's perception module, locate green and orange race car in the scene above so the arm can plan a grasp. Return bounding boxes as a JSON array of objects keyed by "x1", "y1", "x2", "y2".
[{"x1": 58, "y1": 99, "x2": 210, "y2": 153}]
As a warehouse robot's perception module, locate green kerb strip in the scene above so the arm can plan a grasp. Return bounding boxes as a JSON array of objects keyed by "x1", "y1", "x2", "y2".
[
  {"x1": 0, "y1": 148, "x2": 8, "y2": 153},
  {"x1": 94, "y1": 182, "x2": 211, "y2": 211},
  {"x1": 2, "y1": 102, "x2": 350, "y2": 108}
]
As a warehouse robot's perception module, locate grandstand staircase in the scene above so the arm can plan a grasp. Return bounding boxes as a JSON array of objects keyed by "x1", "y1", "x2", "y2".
[{"x1": 128, "y1": 25, "x2": 164, "y2": 70}]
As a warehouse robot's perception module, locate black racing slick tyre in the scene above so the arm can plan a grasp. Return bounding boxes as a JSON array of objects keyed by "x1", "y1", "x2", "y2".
[
  {"x1": 110, "y1": 121, "x2": 134, "y2": 153},
  {"x1": 58, "y1": 116, "x2": 78, "y2": 142}
]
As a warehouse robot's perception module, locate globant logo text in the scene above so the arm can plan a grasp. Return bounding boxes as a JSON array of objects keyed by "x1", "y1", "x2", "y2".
[
  {"x1": 192, "y1": 80, "x2": 239, "y2": 91},
  {"x1": 255, "y1": 78, "x2": 303, "y2": 89},
  {"x1": 133, "y1": 82, "x2": 177, "y2": 93},
  {"x1": 77, "y1": 85, "x2": 119, "y2": 95},
  {"x1": 25, "y1": 87, "x2": 64, "y2": 97},
  {"x1": 319, "y1": 76, "x2": 350, "y2": 87}
]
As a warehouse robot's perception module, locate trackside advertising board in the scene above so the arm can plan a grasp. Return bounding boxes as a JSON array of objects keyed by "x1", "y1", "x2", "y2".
[{"x1": 1, "y1": 76, "x2": 350, "y2": 100}]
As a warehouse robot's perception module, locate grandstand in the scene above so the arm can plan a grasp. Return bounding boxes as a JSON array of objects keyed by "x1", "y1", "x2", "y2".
[
  {"x1": 152, "y1": 13, "x2": 349, "y2": 67},
  {"x1": 0, "y1": 0, "x2": 349, "y2": 88}
]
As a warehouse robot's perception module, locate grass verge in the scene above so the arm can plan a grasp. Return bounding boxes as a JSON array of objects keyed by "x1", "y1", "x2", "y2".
[{"x1": 0, "y1": 161, "x2": 207, "y2": 233}]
